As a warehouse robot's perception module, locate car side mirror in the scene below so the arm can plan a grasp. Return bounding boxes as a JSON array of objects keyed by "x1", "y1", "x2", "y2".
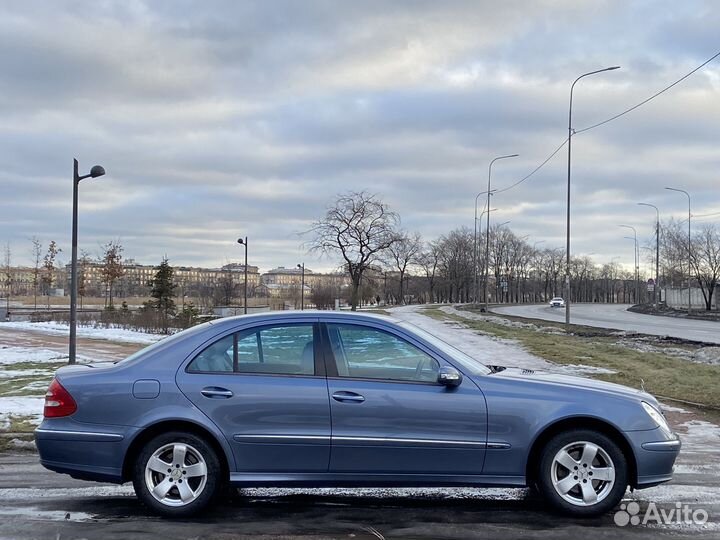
[{"x1": 437, "y1": 366, "x2": 462, "y2": 387}]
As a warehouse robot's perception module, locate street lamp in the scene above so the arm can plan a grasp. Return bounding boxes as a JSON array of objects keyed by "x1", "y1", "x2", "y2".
[
  {"x1": 237, "y1": 237, "x2": 248, "y2": 315},
  {"x1": 482, "y1": 154, "x2": 518, "y2": 310},
  {"x1": 473, "y1": 189, "x2": 496, "y2": 304},
  {"x1": 638, "y1": 203, "x2": 660, "y2": 309},
  {"x1": 297, "y1": 263, "x2": 305, "y2": 310},
  {"x1": 69, "y1": 159, "x2": 105, "y2": 365},
  {"x1": 620, "y1": 225, "x2": 639, "y2": 304},
  {"x1": 665, "y1": 187, "x2": 692, "y2": 314},
  {"x1": 565, "y1": 65, "x2": 620, "y2": 326}
]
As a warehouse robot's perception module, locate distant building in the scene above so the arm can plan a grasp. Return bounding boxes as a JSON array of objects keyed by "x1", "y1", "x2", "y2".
[
  {"x1": 61, "y1": 259, "x2": 261, "y2": 298},
  {"x1": 260, "y1": 266, "x2": 349, "y2": 297},
  {"x1": 0, "y1": 266, "x2": 64, "y2": 297}
]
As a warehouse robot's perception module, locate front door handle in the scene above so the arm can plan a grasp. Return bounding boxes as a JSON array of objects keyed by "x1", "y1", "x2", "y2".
[
  {"x1": 201, "y1": 387, "x2": 233, "y2": 399},
  {"x1": 332, "y1": 391, "x2": 365, "y2": 403}
]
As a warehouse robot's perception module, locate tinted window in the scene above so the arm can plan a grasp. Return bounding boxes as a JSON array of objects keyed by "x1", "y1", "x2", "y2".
[
  {"x1": 187, "y1": 324, "x2": 315, "y2": 375},
  {"x1": 187, "y1": 334, "x2": 234, "y2": 372},
  {"x1": 327, "y1": 323, "x2": 439, "y2": 382}
]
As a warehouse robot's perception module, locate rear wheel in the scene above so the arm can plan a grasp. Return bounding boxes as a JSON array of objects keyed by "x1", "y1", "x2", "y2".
[
  {"x1": 537, "y1": 429, "x2": 627, "y2": 517},
  {"x1": 133, "y1": 431, "x2": 222, "y2": 517}
]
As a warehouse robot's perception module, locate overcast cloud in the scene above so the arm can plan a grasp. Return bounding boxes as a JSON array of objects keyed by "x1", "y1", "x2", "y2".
[{"x1": 1, "y1": 0, "x2": 719, "y2": 272}]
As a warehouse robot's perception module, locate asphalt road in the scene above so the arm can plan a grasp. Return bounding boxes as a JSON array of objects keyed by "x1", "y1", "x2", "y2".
[
  {"x1": 1, "y1": 405, "x2": 718, "y2": 540},
  {"x1": 492, "y1": 303, "x2": 720, "y2": 344}
]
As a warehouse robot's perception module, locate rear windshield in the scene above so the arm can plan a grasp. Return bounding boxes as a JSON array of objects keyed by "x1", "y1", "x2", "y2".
[{"x1": 114, "y1": 321, "x2": 215, "y2": 364}]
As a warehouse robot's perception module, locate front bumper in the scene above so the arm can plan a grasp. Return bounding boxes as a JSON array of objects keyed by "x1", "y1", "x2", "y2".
[{"x1": 625, "y1": 427, "x2": 681, "y2": 488}]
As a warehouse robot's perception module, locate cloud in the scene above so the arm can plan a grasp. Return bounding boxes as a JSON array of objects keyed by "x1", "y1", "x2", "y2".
[{"x1": 0, "y1": 0, "x2": 719, "y2": 273}]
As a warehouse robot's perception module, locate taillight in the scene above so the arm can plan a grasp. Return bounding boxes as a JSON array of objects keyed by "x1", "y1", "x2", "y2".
[{"x1": 44, "y1": 378, "x2": 77, "y2": 418}]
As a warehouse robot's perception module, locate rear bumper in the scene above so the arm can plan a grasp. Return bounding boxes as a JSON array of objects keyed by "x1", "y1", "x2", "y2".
[{"x1": 34, "y1": 422, "x2": 131, "y2": 483}]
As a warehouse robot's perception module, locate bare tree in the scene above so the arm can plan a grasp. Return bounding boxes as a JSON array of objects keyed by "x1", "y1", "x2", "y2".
[
  {"x1": 690, "y1": 225, "x2": 720, "y2": 310},
  {"x1": 437, "y1": 228, "x2": 474, "y2": 303},
  {"x1": 385, "y1": 231, "x2": 422, "y2": 304},
  {"x1": 310, "y1": 284, "x2": 337, "y2": 310},
  {"x1": 215, "y1": 270, "x2": 236, "y2": 306},
  {"x1": 307, "y1": 191, "x2": 399, "y2": 310},
  {"x1": 41, "y1": 241, "x2": 61, "y2": 309},
  {"x1": 30, "y1": 237, "x2": 42, "y2": 311},
  {"x1": 417, "y1": 241, "x2": 441, "y2": 303},
  {"x1": 100, "y1": 241, "x2": 124, "y2": 309},
  {"x1": 78, "y1": 250, "x2": 92, "y2": 309}
]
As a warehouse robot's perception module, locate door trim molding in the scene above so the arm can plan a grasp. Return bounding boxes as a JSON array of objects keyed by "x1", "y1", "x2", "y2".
[{"x1": 232, "y1": 433, "x2": 510, "y2": 449}]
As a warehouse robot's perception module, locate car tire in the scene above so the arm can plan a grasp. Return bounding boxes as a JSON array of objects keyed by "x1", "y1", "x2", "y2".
[
  {"x1": 537, "y1": 429, "x2": 627, "y2": 517},
  {"x1": 133, "y1": 431, "x2": 222, "y2": 517}
]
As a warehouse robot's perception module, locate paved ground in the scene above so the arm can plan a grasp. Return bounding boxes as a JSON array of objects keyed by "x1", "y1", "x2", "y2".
[
  {"x1": 0, "y1": 326, "x2": 144, "y2": 362},
  {"x1": 1, "y1": 404, "x2": 718, "y2": 540},
  {"x1": 1, "y1": 309, "x2": 719, "y2": 538},
  {"x1": 492, "y1": 303, "x2": 720, "y2": 344}
]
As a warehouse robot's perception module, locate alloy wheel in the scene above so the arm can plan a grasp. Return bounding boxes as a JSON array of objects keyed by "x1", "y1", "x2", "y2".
[
  {"x1": 144, "y1": 442, "x2": 208, "y2": 507},
  {"x1": 550, "y1": 440, "x2": 616, "y2": 506}
]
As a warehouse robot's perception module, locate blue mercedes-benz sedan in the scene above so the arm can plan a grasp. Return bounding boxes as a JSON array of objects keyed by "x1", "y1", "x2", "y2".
[{"x1": 35, "y1": 311, "x2": 680, "y2": 517}]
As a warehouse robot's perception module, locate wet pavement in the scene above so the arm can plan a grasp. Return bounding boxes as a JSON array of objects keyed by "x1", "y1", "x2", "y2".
[{"x1": 1, "y1": 407, "x2": 718, "y2": 540}]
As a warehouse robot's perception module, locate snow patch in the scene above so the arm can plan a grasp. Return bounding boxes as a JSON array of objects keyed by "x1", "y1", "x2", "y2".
[
  {"x1": 556, "y1": 364, "x2": 616, "y2": 376},
  {"x1": 659, "y1": 403, "x2": 691, "y2": 414},
  {"x1": 0, "y1": 346, "x2": 67, "y2": 365},
  {"x1": 0, "y1": 397, "x2": 45, "y2": 428},
  {"x1": 0, "y1": 321, "x2": 164, "y2": 345}
]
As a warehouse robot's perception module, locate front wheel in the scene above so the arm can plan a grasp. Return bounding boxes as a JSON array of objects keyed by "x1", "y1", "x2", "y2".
[
  {"x1": 133, "y1": 431, "x2": 222, "y2": 517},
  {"x1": 537, "y1": 429, "x2": 628, "y2": 517}
]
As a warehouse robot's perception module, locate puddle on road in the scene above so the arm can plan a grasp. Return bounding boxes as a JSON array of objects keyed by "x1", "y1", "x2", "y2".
[{"x1": 0, "y1": 506, "x2": 97, "y2": 522}]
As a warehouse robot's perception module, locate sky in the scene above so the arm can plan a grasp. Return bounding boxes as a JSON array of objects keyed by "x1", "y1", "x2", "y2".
[{"x1": 1, "y1": 0, "x2": 719, "y2": 273}]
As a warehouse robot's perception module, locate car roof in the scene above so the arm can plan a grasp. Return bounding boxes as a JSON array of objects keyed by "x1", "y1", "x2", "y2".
[{"x1": 208, "y1": 309, "x2": 399, "y2": 330}]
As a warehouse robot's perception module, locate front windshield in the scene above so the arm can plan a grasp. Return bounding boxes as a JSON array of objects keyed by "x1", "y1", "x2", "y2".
[{"x1": 398, "y1": 321, "x2": 491, "y2": 376}]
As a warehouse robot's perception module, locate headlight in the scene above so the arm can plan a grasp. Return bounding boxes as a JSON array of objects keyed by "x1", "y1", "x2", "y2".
[{"x1": 642, "y1": 401, "x2": 671, "y2": 433}]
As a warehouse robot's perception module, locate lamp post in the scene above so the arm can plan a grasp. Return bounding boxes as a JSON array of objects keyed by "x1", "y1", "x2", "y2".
[
  {"x1": 638, "y1": 203, "x2": 660, "y2": 309},
  {"x1": 620, "y1": 225, "x2": 639, "y2": 304},
  {"x1": 473, "y1": 189, "x2": 496, "y2": 304},
  {"x1": 481, "y1": 155, "x2": 518, "y2": 309},
  {"x1": 297, "y1": 263, "x2": 305, "y2": 310},
  {"x1": 565, "y1": 65, "x2": 620, "y2": 326},
  {"x1": 665, "y1": 187, "x2": 692, "y2": 314},
  {"x1": 237, "y1": 237, "x2": 248, "y2": 314},
  {"x1": 69, "y1": 159, "x2": 105, "y2": 365}
]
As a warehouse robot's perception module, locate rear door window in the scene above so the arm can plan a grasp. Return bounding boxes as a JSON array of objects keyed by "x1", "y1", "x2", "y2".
[{"x1": 188, "y1": 324, "x2": 316, "y2": 376}]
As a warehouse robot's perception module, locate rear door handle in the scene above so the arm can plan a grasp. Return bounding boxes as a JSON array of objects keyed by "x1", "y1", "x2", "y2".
[
  {"x1": 332, "y1": 391, "x2": 365, "y2": 403},
  {"x1": 201, "y1": 387, "x2": 233, "y2": 399}
]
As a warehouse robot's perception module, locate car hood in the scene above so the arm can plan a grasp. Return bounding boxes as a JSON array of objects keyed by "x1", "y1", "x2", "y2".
[{"x1": 482, "y1": 367, "x2": 657, "y2": 405}]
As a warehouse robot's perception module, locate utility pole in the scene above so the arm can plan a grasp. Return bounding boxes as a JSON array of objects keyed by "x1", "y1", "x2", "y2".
[
  {"x1": 638, "y1": 203, "x2": 660, "y2": 309},
  {"x1": 237, "y1": 237, "x2": 248, "y2": 314},
  {"x1": 665, "y1": 188, "x2": 692, "y2": 314},
  {"x1": 297, "y1": 263, "x2": 305, "y2": 310}
]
